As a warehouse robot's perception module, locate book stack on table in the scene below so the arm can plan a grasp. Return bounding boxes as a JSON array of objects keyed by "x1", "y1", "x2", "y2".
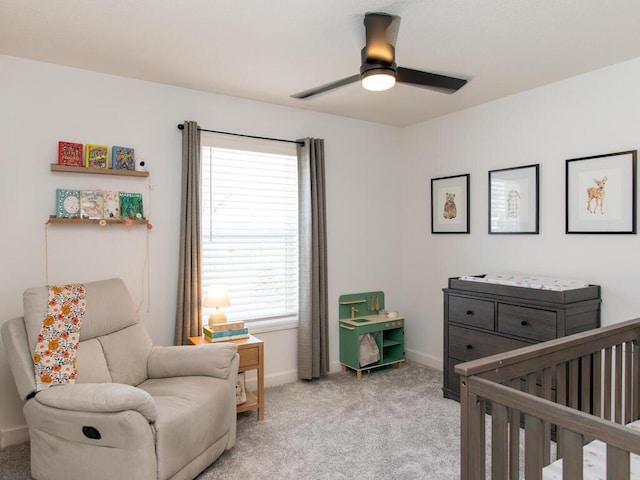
[{"x1": 203, "y1": 321, "x2": 249, "y2": 342}]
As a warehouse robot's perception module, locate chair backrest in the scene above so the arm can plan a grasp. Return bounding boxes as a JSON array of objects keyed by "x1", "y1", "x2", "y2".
[{"x1": 2, "y1": 278, "x2": 153, "y2": 400}]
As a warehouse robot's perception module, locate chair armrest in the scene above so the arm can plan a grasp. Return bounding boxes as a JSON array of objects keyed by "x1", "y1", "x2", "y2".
[
  {"x1": 1, "y1": 317, "x2": 37, "y2": 400},
  {"x1": 147, "y1": 343, "x2": 238, "y2": 380},
  {"x1": 35, "y1": 383, "x2": 157, "y2": 422}
]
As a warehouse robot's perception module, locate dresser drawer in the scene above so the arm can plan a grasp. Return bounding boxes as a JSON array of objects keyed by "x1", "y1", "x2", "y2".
[
  {"x1": 449, "y1": 325, "x2": 529, "y2": 362},
  {"x1": 449, "y1": 296, "x2": 495, "y2": 330},
  {"x1": 497, "y1": 304, "x2": 557, "y2": 342}
]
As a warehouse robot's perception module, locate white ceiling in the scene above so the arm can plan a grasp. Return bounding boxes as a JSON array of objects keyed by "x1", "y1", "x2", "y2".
[{"x1": 3, "y1": 0, "x2": 640, "y2": 127}]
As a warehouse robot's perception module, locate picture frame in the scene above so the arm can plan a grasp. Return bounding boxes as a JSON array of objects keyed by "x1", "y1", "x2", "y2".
[
  {"x1": 565, "y1": 150, "x2": 636, "y2": 234},
  {"x1": 488, "y1": 164, "x2": 539, "y2": 234},
  {"x1": 431, "y1": 174, "x2": 470, "y2": 234}
]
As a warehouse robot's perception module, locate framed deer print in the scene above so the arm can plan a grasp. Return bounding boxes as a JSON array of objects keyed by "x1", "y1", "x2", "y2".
[
  {"x1": 431, "y1": 174, "x2": 470, "y2": 233},
  {"x1": 566, "y1": 150, "x2": 637, "y2": 234},
  {"x1": 489, "y1": 164, "x2": 539, "y2": 234}
]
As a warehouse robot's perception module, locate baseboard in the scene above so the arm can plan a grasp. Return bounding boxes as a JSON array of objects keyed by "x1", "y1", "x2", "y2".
[
  {"x1": 264, "y1": 369, "x2": 298, "y2": 388},
  {"x1": 405, "y1": 348, "x2": 441, "y2": 371},
  {"x1": 1, "y1": 424, "x2": 29, "y2": 448}
]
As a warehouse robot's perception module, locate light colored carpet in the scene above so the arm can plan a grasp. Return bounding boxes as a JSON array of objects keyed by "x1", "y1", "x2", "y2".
[{"x1": 0, "y1": 362, "x2": 462, "y2": 479}]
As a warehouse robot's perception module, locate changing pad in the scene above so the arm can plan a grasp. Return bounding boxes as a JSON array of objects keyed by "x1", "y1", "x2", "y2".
[
  {"x1": 458, "y1": 273, "x2": 589, "y2": 292},
  {"x1": 542, "y1": 419, "x2": 640, "y2": 479}
]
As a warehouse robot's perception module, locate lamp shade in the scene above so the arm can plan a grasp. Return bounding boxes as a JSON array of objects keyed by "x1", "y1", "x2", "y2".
[{"x1": 204, "y1": 284, "x2": 230, "y2": 308}]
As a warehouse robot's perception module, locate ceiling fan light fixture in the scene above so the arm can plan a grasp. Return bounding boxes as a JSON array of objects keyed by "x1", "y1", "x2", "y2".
[{"x1": 361, "y1": 69, "x2": 396, "y2": 91}]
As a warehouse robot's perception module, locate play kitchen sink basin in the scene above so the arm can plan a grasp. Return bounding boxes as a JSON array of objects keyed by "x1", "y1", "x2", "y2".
[{"x1": 351, "y1": 318, "x2": 370, "y2": 323}]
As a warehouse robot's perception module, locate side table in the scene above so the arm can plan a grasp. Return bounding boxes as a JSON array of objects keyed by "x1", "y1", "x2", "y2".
[{"x1": 188, "y1": 334, "x2": 264, "y2": 421}]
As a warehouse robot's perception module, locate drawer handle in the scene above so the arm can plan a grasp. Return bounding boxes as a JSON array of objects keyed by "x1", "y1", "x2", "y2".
[
  {"x1": 466, "y1": 310, "x2": 474, "y2": 315},
  {"x1": 521, "y1": 320, "x2": 529, "y2": 326},
  {"x1": 466, "y1": 344, "x2": 473, "y2": 350}
]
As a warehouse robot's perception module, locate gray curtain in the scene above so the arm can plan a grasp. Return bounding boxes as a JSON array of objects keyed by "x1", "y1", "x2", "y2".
[
  {"x1": 175, "y1": 121, "x2": 203, "y2": 345},
  {"x1": 297, "y1": 138, "x2": 329, "y2": 380}
]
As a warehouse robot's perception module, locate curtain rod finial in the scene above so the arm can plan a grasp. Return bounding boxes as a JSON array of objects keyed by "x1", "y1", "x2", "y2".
[{"x1": 177, "y1": 124, "x2": 184, "y2": 130}]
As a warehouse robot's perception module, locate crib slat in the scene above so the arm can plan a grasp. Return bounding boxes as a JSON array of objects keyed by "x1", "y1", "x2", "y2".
[
  {"x1": 562, "y1": 429, "x2": 583, "y2": 480},
  {"x1": 615, "y1": 344, "x2": 623, "y2": 423},
  {"x1": 556, "y1": 363, "x2": 567, "y2": 459},
  {"x1": 524, "y1": 414, "x2": 543, "y2": 480},
  {"x1": 604, "y1": 347, "x2": 613, "y2": 421},
  {"x1": 524, "y1": 371, "x2": 543, "y2": 479},
  {"x1": 509, "y1": 378, "x2": 520, "y2": 480},
  {"x1": 542, "y1": 366, "x2": 552, "y2": 465},
  {"x1": 607, "y1": 444, "x2": 630, "y2": 480},
  {"x1": 593, "y1": 350, "x2": 602, "y2": 418},
  {"x1": 491, "y1": 403, "x2": 509, "y2": 479},
  {"x1": 624, "y1": 341, "x2": 632, "y2": 424},
  {"x1": 569, "y1": 358, "x2": 579, "y2": 409},
  {"x1": 580, "y1": 355, "x2": 591, "y2": 414},
  {"x1": 633, "y1": 340, "x2": 640, "y2": 421}
]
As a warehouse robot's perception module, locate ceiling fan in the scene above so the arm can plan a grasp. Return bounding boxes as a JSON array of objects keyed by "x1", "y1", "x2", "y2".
[{"x1": 291, "y1": 12, "x2": 468, "y2": 99}]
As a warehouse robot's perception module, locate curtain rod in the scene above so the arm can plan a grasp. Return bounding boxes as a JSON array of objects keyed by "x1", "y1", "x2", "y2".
[{"x1": 177, "y1": 124, "x2": 304, "y2": 146}]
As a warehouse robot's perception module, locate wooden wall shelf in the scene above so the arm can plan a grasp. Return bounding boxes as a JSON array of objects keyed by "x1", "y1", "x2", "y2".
[
  {"x1": 47, "y1": 216, "x2": 148, "y2": 225},
  {"x1": 50, "y1": 164, "x2": 149, "y2": 177}
]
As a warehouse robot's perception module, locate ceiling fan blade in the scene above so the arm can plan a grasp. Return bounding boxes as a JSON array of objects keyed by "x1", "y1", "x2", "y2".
[
  {"x1": 290, "y1": 74, "x2": 360, "y2": 99},
  {"x1": 363, "y1": 13, "x2": 400, "y2": 64},
  {"x1": 397, "y1": 67, "x2": 467, "y2": 93}
]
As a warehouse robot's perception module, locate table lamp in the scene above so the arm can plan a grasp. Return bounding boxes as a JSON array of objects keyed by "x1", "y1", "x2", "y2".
[{"x1": 204, "y1": 284, "x2": 231, "y2": 326}]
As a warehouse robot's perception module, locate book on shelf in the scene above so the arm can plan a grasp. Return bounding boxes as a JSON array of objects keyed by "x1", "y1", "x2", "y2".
[
  {"x1": 119, "y1": 192, "x2": 144, "y2": 220},
  {"x1": 80, "y1": 190, "x2": 104, "y2": 219},
  {"x1": 103, "y1": 190, "x2": 120, "y2": 219},
  {"x1": 55, "y1": 189, "x2": 81, "y2": 218},
  {"x1": 111, "y1": 146, "x2": 135, "y2": 170},
  {"x1": 207, "y1": 321, "x2": 245, "y2": 333},
  {"x1": 203, "y1": 326, "x2": 249, "y2": 339},
  {"x1": 58, "y1": 141, "x2": 84, "y2": 167},
  {"x1": 204, "y1": 333, "x2": 250, "y2": 343},
  {"x1": 85, "y1": 144, "x2": 109, "y2": 169}
]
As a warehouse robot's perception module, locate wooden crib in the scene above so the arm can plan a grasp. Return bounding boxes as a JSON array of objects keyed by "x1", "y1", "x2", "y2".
[{"x1": 456, "y1": 318, "x2": 640, "y2": 479}]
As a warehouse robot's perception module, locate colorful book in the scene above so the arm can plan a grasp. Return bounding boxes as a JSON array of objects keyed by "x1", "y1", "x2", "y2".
[
  {"x1": 119, "y1": 192, "x2": 144, "y2": 220},
  {"x1": 208, "y1": 321, "x2": 245, "y2": 333},
  {"x1": 103, "y1": 190, "x2": 120, "y2": 219},
  {"x1": 58, "y1": 142, "x2": 84, "y2": 167},
  {"x1": 205, "y1": 333, "x2": 250, "y2": 343},
  {"x1": 80, "y1": 190, "x2": 104, "y2": 219},
  {"x1": 55, "y1": 189, "x2": 81, "y2": 218},
  {"x1": 203, "y1": 326, "x2": 248, "y2": 339},
  {"x1": 85, "y1": 144, "x2": 109, "y2": 169},
  {"x1": 111, "y1": 146, "x2": 135, "y2": 170}
]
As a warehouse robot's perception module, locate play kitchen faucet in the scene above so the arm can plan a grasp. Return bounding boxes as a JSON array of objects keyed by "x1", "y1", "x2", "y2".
[{"x1": 351, "y1": 306, "x2": 358, "y2": 319}]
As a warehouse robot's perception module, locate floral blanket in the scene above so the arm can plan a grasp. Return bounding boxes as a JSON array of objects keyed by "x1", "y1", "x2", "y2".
[{"x1": 33, "y1": 284, "x2": 86, "y2": 391}]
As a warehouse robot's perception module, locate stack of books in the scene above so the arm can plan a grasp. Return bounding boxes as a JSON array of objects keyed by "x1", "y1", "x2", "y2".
[{"x1": 203, "y1": 321, "x2": 249, "y2": 342}]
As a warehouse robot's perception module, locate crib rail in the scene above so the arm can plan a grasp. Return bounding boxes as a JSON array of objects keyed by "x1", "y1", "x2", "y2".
[{"x1": 456, "y1": 318, "x2": 640, "y2": 480}]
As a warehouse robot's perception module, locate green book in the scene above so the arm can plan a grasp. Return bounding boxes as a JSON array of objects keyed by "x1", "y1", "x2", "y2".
[{"x1": 119, "y1": 192, "x2": 144, "y2": 220}]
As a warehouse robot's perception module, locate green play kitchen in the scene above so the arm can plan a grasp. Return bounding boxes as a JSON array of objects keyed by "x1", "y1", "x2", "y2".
[{"x1": 338, "y1": 290, "x2": 405, "y2": 379}]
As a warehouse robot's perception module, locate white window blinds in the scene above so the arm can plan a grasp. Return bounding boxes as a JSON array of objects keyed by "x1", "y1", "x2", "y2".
[{"x1": 201, "y1": 134, "x2": 298, "y2": 324}]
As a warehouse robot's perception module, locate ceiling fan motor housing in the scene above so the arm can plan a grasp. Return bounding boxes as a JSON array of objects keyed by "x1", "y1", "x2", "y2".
[{"x1": 360, "y1": 46, "x2": 397, "y2": 80}]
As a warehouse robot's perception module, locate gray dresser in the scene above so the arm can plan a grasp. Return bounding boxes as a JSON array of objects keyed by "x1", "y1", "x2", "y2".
[{"x1": 443, "y1": 276, "x2": 601, "y2": 401}]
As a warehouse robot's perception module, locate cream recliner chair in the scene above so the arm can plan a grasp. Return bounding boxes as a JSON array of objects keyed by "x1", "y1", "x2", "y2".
[{"x1": 1, "y1": 278, "x2": 239, "y2": 480}]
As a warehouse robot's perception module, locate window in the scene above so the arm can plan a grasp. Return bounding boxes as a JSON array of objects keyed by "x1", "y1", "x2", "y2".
[{"x1": 201, "y1": 133, "x2": 298, "y2": 326}]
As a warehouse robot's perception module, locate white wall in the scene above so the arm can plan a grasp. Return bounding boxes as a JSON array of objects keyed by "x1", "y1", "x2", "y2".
[
  {"x1": 400, "y1": 57, "x2": 640, "y2": 369},
  {"x1": 0, "y1": 55, "x2": 404, "y2": 446}
]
